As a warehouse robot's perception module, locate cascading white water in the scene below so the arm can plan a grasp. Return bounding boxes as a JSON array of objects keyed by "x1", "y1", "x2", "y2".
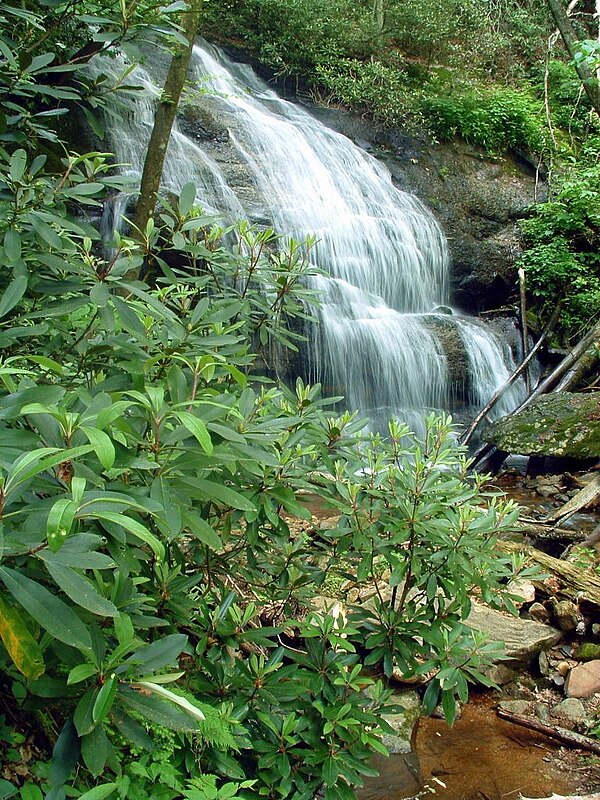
[{"x1": 90, "y1": 41, "x2": 526, "y2": 433}]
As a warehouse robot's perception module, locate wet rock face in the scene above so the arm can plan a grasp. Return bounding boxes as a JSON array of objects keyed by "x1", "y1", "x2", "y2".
[
  {"x1": 300, "y1": 104, "x2": 541, "y2": 313},
  {"x1": 384, "y1": 144, "x2": 539, "y2": 313},
  {"x1": 490, "y1": 392, "x2": 600, "y2": 459},
  {"x1": 181, "y1": 65, "x2": 541, "y2": 314}
]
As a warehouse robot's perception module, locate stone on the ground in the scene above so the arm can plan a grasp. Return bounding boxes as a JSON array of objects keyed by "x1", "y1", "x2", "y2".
[
  {"x1": 484, "y1": 663, "x2": 518, "y2": 686},
  {"x1": 552, "y1": 600, "x2": 582, "y2": 632},
  {"x1": 556, "y1": 661, "x2": 571, "y2": 677},
  {"x1": 565, "y1": 660, "x2": 600, "y2": 698},
  {"x1": 489, "y1": 392, "x2": 600, "y2": 459},
  {"x1": 529, "y1": 602, "x2": 550, "y2": 623},
  {"x1": 574, "y1": 642, "x2": 600, "y2": 661},
  {"x1": 378, "y1": 690, "x2": 421, "y2": 754},
  {"x1": 535, "y1": 703, "x2": 552, "y2": 724},
  {"x1": 498, "y1": 699, "x2": 532, "y2": 715},
  {"x1": 550, "y1": 697, "x2": 587, "y2": 723},
  {"x1": 467, "y1": 601, "x2": 561, "y2": 663},
  {"x1": 507, "y1": 578, "x2": 536, "y2": 606}
]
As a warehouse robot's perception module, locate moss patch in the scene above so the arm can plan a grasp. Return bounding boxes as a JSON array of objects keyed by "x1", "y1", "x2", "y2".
[{"x1": 490, "y1": 392, "x2": 600, "y2": 458}]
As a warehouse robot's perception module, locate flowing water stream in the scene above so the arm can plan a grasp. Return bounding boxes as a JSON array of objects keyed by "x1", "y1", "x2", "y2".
[{"x1": 91, "y1": 41, "x2": 527, "y2": 432}]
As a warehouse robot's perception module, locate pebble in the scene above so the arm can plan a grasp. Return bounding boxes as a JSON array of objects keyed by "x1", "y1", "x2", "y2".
[
  {"x1": 529, "y1": 602, "x2": 550, "y2": 624},
  {"x1": 550, "y1": 697, "x2": 587, "y2": 723},
  {"x1": 556, "y1": 661, "x2": 571, "y2": 677},
  {"x1": 498, "y1": 699, "x2": 532, "y2": 715},
  {"x1": 552, "y1": 599, "x2": 581, "y2": 632}
]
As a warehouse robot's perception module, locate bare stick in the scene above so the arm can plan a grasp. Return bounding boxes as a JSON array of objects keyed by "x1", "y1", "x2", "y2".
[
  {"x1": 497, "y1": 707, "x2": 600, "y2": 755},
  {"x1": 461, "y1": 308, "x2": 558, "y2": 446},
  {"x1": 518, "y1": 267, "x2": 531, "y2": 393}
]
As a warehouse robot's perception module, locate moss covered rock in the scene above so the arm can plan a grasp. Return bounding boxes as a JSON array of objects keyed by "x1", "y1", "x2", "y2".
[{"x1": 489, "y1": 392, "x2": 600, "y2": 458}]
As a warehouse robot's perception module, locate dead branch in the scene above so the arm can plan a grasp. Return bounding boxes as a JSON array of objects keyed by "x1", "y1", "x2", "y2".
[
  {"x1": 544, "y1": 475, "x2": 600, "y2": 522},
  {"x1": 497, "y1": 707, "x2": 600, "y2": 755},
  {"x1": 461, "y1": 307, "x2": 559, "y2": 446}
]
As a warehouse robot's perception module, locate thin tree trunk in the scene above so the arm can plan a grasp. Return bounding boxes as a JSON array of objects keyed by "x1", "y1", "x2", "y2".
[
  {"x1": 546, "y1": 0, "x2": 600, "y2": 116},
  {"x1": 132, "y1": 1, "x2": 202, "y2": 238},
  {"x1": 518, "y1": 268, "x2": 531, "y2": 392},
  {"x1": 373, "y1": 0, "x2": 385, "y2": 34}
]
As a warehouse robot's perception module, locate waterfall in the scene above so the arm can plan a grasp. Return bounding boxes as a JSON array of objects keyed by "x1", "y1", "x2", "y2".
[{"x1": 90, "y1": 41, "x2": 527, "y2": 434}]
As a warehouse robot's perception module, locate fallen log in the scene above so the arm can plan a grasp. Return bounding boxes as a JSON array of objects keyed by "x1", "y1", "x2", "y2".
[
  {"x1": 496, "y1": 539, "x2": 600, "y2": 612},
  {"x1": 544, "y1": 475, "x2": 600, "y2": 522},
  {"x1": 497, "y1": 707, "x2": 600, "y2": 756},
  {"x1": 516, "y1": 518, "x2": 584, "y2": 542}
]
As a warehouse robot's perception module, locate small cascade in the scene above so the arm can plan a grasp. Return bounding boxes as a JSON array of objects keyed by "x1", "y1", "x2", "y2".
[{"x1": 91, "y1": 41, "x2": 529, "y2": 433}]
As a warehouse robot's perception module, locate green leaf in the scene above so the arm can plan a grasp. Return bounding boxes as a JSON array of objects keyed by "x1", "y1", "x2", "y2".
[
  {"x1": 150, "y1": 477, "x2": 183, "y2": 539},
  {"x1": 3, "y1": 230, "x2": 21, "y2": 264},
  {"x1": 0, "y1": 275, "x2": 27, "y2": 318},
  {"x1": 74, "y1": 687, "x2": 98, "y2": 736},
  {"x1": 49, "y1": 717, "x2": 79, "y2": 788},
  {"x1": 92, "y1": 512, "x2": 164, "y2": 560},
  {"x1": 0, "y1": 780, "x2": 17, "y2": 799},
  {"x1": 80, "y1": 426, "x2": 115, "y2": 469},
  {"x1": 173, "y1": 411, "x2": 213, "y2": 454},
  {"x1": 9, "y1": 149, "x2": 26, "y2": 182},
  {"x1": 119, "y1": 686, "x2": 202, "y2": 732},
  {"x1": 67, "y1": 663, "x2": 98, "y2": 685},
  {"x1": 111, "y1": 708, "x2": 153, "y2": 750},
  {"x1": 46, "y1": 498, "x2": 78, "y2": 552},
  {"x1": 0, "y1": 592, "x2": 44, "y2": 679},
  {"x1": 19, "y1": 784, "x2": 42, "y2": 800},
  {"x1": 112, "y1": 296, "x2": 147, "y2": 339},
  {"x1": 132, "y1": 681, "x2": 204, "y2": 722},
  {"x1": 92, "y1": 675, "x2": 117, "y2": 724},
  {"x1": 76, "y1": 783, "x2": 117, "y2": 800},
  {"x1": 178, "y1": 182, "x2": 196, "y2": 216},
  {"x1": 119, "y1": 633, "x2": 187, "y2": 675},
  {"x1": 44, "y1": 562, "x2": 119, "y2": 617},
  {"x1": 183, "y1": 511, "x2": 222, "y2": 550},
  {"x1": 5, "y1": 445, "x2": 93, "y2": 495},
  {"x1": 62, "y1": 182, "x2": 104, "y2": 197},
  {"x1": 181, "y1": 478, "x2": 256, "y2": 511},
  {"x1": 29, "y1": 215, "x2": 63, "y2": 249},
  {"x1": 90, "y1": 282, "x2": 110, "y2": 308},
  {"x1": 0, "y1": 566, "x2": 92, "y2": 650}
]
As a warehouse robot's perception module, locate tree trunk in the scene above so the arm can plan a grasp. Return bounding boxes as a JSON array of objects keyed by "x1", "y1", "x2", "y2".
[
  {"x1": 132, "y1": 0, "x2": 202, "y2": 238},
  {"x1": 373, "y1": 0, "x2": 385, "y2": 34},
  {"x1": 546, "y1": 0, "x2": 600, "y2": 116}
]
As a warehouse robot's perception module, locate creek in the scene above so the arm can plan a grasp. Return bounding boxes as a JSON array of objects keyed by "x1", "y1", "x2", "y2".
[
  {"x1": 359, "y1": 694, "x2": 574, "y2": 800},
  {"x1": 90, "y1": 40, "x2": 530, "y2": 434}
]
